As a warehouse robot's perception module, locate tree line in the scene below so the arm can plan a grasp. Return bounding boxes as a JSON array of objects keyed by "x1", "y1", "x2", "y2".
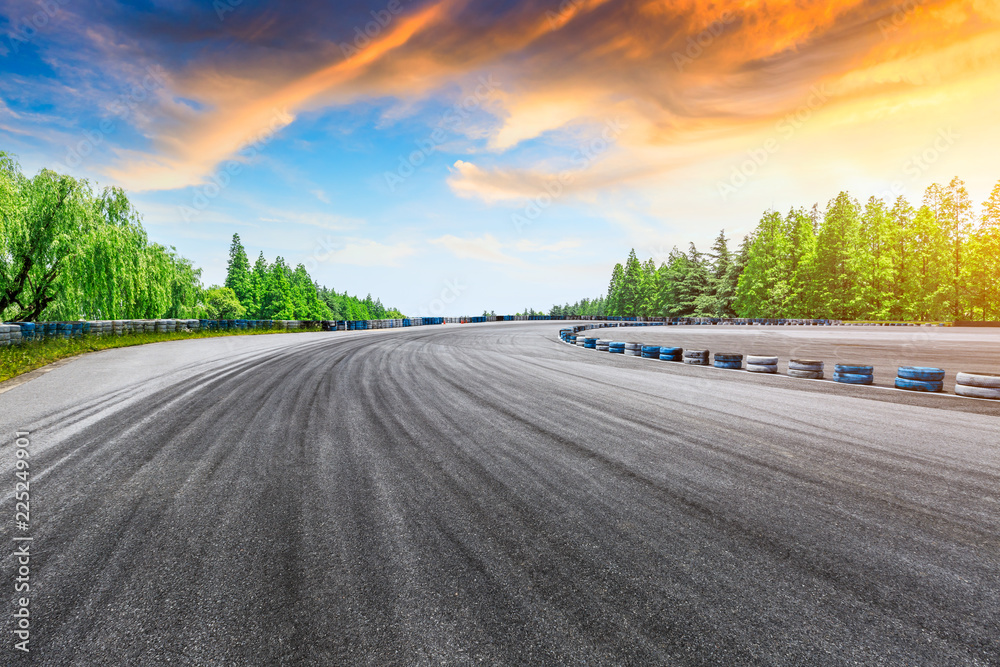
[
  {"x1": 1, "y1": 152, "x2": 202, "y2": 321},
  {"x1": 220, "y1": 234, "x2": 404, "y2": 321},
  {"x1": 0, "y1": 152, "x2": 404, "y2": 322},
  {"x1": 597, "y1": 177, "x2": 1000, "y2": 321}
]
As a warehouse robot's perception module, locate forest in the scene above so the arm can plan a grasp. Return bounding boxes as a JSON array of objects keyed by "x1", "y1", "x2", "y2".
[
  {"x1": 221, "y1": 234, "x2": 404, "y2": 321},
  {"x1": 0, "y1": 152, "x2": 403, "y2": 322},
  {"x1": 595, "y1": 177, "x2": 1000, "y2": 321}
]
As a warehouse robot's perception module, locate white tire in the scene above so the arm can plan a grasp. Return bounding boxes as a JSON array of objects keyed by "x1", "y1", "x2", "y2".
[
  {"x1": 788, "y1": 369, "x2": 823, "y2": 380},
  {"x1": 955, "y1": 372, "x2": 1000, "y2": 389},
  {"x1": 955, "y1": 384, "x2": 1000, "y2": 399},
  {"x1": 747, "y1": 355, "x2": 778, "y2": 365},
  {"x1": 747, "y1": 364, "x2": 778, "y2": 373}
]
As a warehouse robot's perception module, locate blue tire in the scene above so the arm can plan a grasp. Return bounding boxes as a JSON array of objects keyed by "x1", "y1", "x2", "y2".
[
  {"x1": 714, "y1": 361, "x2": 742, "y2": 369},
  {"x1": 897, "y1": 366, "x2": 945, "y2": 382},
  {"x1": 895, "y1": 377, "x2": 943, "y2": 392},
  {"x1": 834, "y1": 372, "x2": 873, "y2": 385},
  {"x1": 610, "y1": 348, "x2": 624, "y2": 354},
  {"x1": 835, "y1": 364, "x2": 874, "y2": 374},
  {"x1": 659, "y1": 347, "x2": 682, "y2": 355},
  {"x1": 659, "y1": 355, "x2": 681, "y2": 361},
  {"x1": 714, "y1": 353, "x2": 743, "y2": 362}
]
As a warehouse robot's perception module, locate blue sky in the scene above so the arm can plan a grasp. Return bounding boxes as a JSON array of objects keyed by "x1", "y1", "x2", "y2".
[{"x1": 2, "y1": 0, "x2": 999, "y2": 315}]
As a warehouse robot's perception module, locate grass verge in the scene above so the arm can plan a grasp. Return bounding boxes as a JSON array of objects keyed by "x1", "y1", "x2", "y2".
[{"x1": 0, "y1": 327, "x2": 322, "y2": 384}]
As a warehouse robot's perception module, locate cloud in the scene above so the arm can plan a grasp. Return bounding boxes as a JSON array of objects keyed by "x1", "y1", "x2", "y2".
[
  {"x1": 429, "y1": 233, "x2": 524, "y2": 265},
  {"x1": 27, "y1": 0, "x2": 999, "y2": 202},
  {"x1": 320, "y1": 239, "x2": 416, "y2": 267},
  {"x1": 258, "y1": 210, "x2": 365, "y2": 231},
  {"x1": 310, "y1": 189, "x2": 331, "y2": 204}
]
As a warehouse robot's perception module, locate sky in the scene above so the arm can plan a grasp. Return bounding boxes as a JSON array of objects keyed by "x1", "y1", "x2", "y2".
[{"x1": 1, "y1": 0, "x2": 999, "y2": 316}]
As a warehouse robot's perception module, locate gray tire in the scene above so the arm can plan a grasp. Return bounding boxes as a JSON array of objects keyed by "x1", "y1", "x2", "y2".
[
  {"x1": 747, "y1": 363, "x2": 778, "y2": 373},
  {"x1": 683, "y1": 349, "x2": 709, "y2": 358},
  {"x1": 955, "y1": 372, "x2": 1000, "y2": 388},
  {"x1": 955, "y1": 384, "x2": 1000, "y2": 399},
  {"x1": 683, "y1": 358, "x2": 708, "y2": 365},
  {"x1": 788, "y1": 369, "x2": 823, "y2": 379},
  {"x1": 747, "y1": 355, "x2": 778, "y2": 365},
  {"x1": 789, "y1": 359, "x2": 824, "y2": 371}
]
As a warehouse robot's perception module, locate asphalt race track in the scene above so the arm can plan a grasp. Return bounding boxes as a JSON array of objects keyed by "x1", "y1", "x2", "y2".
[{"x1": 1, "y1": 323, "x2": 998, "y2": 665}]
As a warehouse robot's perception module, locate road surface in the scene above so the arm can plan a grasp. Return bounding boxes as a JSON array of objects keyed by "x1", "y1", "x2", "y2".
[{"x1": 1, "y1": 323, "x2": 998, "y2": 665}]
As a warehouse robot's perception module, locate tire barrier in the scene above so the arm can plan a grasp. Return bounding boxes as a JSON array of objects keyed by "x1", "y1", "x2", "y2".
[
  {"x1": 596, "y1": 340, "x2": 610, "y2": 352},
  {"x1": 954, "y1": 372, "x2": 1000, "y2": 399},
  {"x1": 584, "y1": 337, "x2": 598, "y2": 349},
  {"x1": 683, "y1": 349, "x2": 709, "y2": 365},
  {"x1": 641, "y1": 345, "x2": 660, "y2": 359},
  {"x1": 745, "y1": 355, "x2": 777, "y2": 374},
  {"x1": 834, "y1": 364, "x2": 874, "y2": 385},
  {"x1": 713, "y1": 352, "x2": 743, "y2": 370},
  {"x1": 609, "y1": 342, "x2": 625, "y2": 354},
  {"x1": 659, "y1": 346, "x2": 682, "y2": 361},
  {"x1": 895, "y1": 366, "x2": 945, "y2": 393},
  {"x1": 788, "y1": 359, "x2": 824, "y2": 380},
  {"x1": 625, "y1": 342, "x2": 642, "y2": 357},
  {"x1": 0, "y1": 324, "x2": 10, "y2": 347}
]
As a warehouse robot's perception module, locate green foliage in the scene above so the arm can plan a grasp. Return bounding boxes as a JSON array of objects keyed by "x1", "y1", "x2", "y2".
[
  {"x1": 1, "y1": 153, "x2": 203, "y2": 321},
  {"x1": 587, "y1": 177, "x2": 999, "y2": 321},
  {"x1": 203, "y1": 286, "x2": 246, "y2": 319}
]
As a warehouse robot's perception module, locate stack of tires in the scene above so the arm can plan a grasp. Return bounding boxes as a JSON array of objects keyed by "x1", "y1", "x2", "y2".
[
  {"x1": 895, "y1": 367, "x2": 944, "y2": 392},
  {"x1": 641, "y1": 345, "x2": 660, "y2": 359},
  {"x1": 575, "y1": 335, "x2": 587, "y2": 347},
  {"x1": 714, "y1": 353, "x2": 743, "y2": 369},
  {"x1": 596, "y1": 339, "x2": 610, "y2": 352},
  {"x1": 683, "y1": 349, "x2": 709, "y2": 365},
  {"x1": 955, "y1": 372, "x2": 1000, "y2": 399},
  {"x1": 609, "y1": 341, "x2": 625, "y2": 354},
  {"x1": 0, "y1": 324, "x2": 10, "y2": 347},
  {"x1": 155, "y1": 319, "x2": 168, "y2": 333},
  {"x1": 11, "y1": 322, "x2": 33, "y2": 342},
  {"x1": 9, "y1": 324, "x2": 21, "y2": 345},
  {"x1": 788, "y1": 359, "x2": 824, "y2": 380},
  {"x1": 659, "y1": 346, "x2": 682, "y2": 362},
  {"x1": 625, "y1": 342, "x2": 642, "y2": 357},
  {"x1": 746, "y1": 355, "x2": 778, "y2": 374},
  {"x1": 584, "y1": 337, "x2": 598, "y2": 349},
  {"x1": 834, "y1": 363, "x2": 873, "y2": 385}
]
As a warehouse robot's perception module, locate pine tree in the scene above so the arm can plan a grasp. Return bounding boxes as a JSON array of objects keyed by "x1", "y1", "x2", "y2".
[
  {"x1": 224, "y1": 233, "x2": 253, "y2": 312},
  {"x1": 853, "y1": 197, "x2": 896, "y2": 319},
  {"x1": 814, "y1": 192, "x2": 861, "y2": 318},
  {"x1": 733, "y1": 210, "x2": 790, "y2": 317},
  {"x1": 785, "y1": 208, "x2": 818, "y2": 316},
  {"x1": 889, "y1": 196, "x2": 916, "y2": 319},
  {"x1": 606, "y1": 263, "x2": 624, "y2": 316},
  {"x1": 708, "y1": 230, "x2": 735, "y2": 317},
  {"x1": 621, "y1": 249, "x2": 643, "y2": 315},
  {"x1": 969, "y1": 180, "x2": 1000, "y2": 320}
]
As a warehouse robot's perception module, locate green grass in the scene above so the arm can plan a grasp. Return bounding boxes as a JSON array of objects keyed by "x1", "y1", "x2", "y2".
[{"x1": 0, "y1": 327, "x2": 322, "y2": 384}]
